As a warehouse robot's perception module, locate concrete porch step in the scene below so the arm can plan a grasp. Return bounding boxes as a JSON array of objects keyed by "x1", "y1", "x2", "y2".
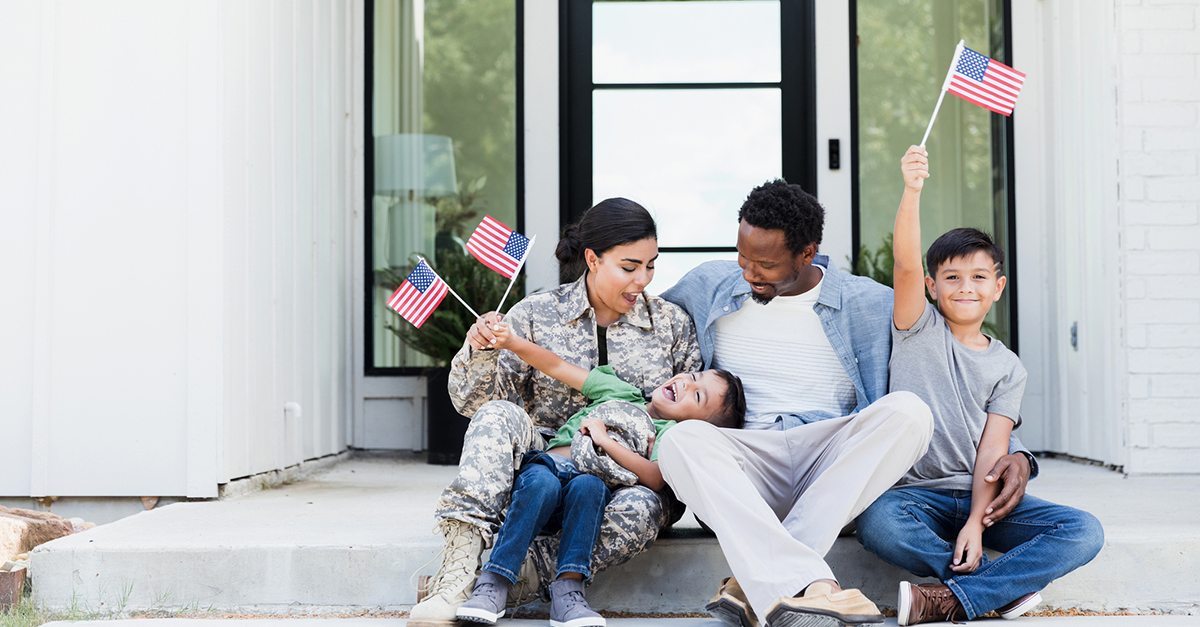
[{"x1": 29, "y1": 455, "x2": 1200, "y2": 616}]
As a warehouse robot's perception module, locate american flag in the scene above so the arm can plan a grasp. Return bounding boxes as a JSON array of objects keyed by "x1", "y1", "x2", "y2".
[
  {"x1": 388, "y1": 259, "x2": 448, "y2": 328},
  {"x1": 947, "y1": 46, "x2": 1026, "y2": 116},
  {"x1": 465, "y1": 215, "x2": 530, "y2": 279}
]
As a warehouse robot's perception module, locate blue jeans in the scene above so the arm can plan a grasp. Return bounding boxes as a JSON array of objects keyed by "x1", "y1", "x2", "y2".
[
  {"x1": 856, "y1": 487, "x2": 1104, "y2": 619},
  {"x1": 484, "y1": 451, "x2": 612, "y2": 584}
]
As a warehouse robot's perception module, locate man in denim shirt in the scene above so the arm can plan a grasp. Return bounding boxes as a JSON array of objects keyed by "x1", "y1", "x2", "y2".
[{"x1": 657, "y1": 180, "x2": 1036, "y2": 627}]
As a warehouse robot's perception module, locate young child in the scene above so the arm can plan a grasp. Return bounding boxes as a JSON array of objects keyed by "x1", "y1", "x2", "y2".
[
  {"x1": 455, "y1": 322, "x2": 747, "y2": 627},
  {"x1": 854, "y1": 146, "x2": 1104, "y2": 625}
]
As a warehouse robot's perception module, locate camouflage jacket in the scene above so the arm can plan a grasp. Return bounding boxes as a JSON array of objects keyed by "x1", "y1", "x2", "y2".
[{"x1": 449, "y1": 274, "x2": 702, "y2": 432}]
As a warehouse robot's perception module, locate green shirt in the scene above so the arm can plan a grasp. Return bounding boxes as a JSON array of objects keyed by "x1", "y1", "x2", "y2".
[{"x1": 544, "y1": 366, "x2": 676, "y2": 461}]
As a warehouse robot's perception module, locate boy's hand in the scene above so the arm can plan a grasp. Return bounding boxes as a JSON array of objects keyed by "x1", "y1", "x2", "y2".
[
  {"x1": 579, "y1": 416, "x2": 612, "y2": 445},
  {"x1": 467, "y1": 311, "x2": 504, "y2": 350},
  {"x1": 901, "y1": 145, "x2": 929, "y2": 193},
  {"x1": 950, "y1": 522, "x2": 985, "y2": 573},
  {"x1": 490, "y1": 322, "x2": 515, "y2": 350}
]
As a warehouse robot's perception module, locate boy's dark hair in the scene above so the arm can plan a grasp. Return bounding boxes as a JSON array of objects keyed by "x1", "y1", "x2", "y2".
[
  {"x1": 737, "y1": 179, "x2": 824, "y2": 255},
  {"x1": 711, "y1": 370, "x2": 747, "y2": 430},
  {"x1": 926, "y1": 227, "x2": 1005, "y2": 277}
]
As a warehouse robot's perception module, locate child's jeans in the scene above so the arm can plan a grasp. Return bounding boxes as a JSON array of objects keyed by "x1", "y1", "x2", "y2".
[
  {"x1": 483, "y1": 450, "x2": 613, "y2": 584},
  {"x1": 856, "y1": 487, "x2": 1105, "y2": 619}
]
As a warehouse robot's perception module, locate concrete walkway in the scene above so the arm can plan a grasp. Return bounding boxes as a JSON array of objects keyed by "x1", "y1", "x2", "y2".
[
  {"x1": 30, "y1": 454, "x2": 1200, "y2": 616},
  {"x1": 39, "y1": 618, "x2": 1200, "y2": 627}
]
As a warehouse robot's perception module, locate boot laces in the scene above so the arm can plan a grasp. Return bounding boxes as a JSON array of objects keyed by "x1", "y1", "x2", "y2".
[
  {"x1": 410, "y1": 521, "x2": 479, "y2": 597},
  {"x1": 921, "y1": 587, "x2": 964, "y2": 625}
]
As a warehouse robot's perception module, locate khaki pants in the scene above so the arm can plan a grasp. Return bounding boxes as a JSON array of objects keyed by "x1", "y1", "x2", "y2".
[{"x1": 658, "y1": 391, "x2": 933, "y2": 618}]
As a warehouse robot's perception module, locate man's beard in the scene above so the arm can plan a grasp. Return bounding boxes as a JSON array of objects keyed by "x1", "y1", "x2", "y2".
[
  {"x1": 750, "y1": 290, "x2": 775, "y2": 305},
  {"x1": 748, "y1": 265, "x2": 801, "y2": 305}
]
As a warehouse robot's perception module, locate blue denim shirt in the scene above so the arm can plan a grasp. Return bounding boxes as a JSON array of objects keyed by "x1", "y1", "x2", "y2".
[
  {"x1": 661, "y1": 255, "x2": 893, "y2": 430},
  {"x1": 660, "y1": 254, "x2": 1038, "y2": 476}
]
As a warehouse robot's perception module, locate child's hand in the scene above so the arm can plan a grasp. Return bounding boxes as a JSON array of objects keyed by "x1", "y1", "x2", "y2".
[
  {"x1": 901, "y1": 145, "x2": 929, "y2": 193},
  {"x1": 579, "y1": 416, "x2": 612, "y2": 445},
  {"x1": 490, "y1": 322, "x2": 515, "y2": 350},
  {"x1": 950, "y1": 522, "x2": 985, "y2": 573}
]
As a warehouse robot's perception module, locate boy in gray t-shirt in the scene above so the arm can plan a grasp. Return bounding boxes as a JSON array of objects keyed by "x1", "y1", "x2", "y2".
[{"x1": 855, "y1": 146, "x2": 1104, "y2": 625}]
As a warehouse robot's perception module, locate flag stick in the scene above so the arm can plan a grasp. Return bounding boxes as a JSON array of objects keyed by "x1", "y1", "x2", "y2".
[
  {"x1": 418, "y1": 257, "x2": 481, "y2": 320},
  {"x1": 920, "y1": 39, "x2": 966, "y2": 147},
  {"x1": 495, "y1": 234, "x2": 536, "y2": 314}
]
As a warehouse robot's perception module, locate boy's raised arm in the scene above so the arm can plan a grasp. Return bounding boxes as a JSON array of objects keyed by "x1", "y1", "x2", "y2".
[
  {"x1": 894, "y1": 145, "x2": 931, "y2": 331},
  {"x1": 491, "y1": 322, "x2": 589, "y2": 391}
]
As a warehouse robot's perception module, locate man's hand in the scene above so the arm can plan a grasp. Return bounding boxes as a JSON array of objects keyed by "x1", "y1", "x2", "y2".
[{"x1": 982, "y1": 452, "x2": 1031, "y2": 526}]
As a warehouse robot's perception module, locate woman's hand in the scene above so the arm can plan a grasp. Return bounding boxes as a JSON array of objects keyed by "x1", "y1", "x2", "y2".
[
  {"x1": 466, "y1": 312, "x2": 504, "y2": 351},
  {"x1": 950, "y1": 521, "x2": 985, "y2": 573},
  {"x1": 579, "y1": 416, "x2": 612, "y2": 446}
]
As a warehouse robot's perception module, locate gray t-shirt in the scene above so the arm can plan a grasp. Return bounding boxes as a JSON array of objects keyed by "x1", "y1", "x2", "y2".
[{"x1": 890, "y1": 303, "x2": 1027, "y2": 490}]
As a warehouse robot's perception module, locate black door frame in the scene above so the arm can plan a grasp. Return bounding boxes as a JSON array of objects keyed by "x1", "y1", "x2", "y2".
[{"x1": 559, "y1": 0, "x2": 818, "y2": 267}]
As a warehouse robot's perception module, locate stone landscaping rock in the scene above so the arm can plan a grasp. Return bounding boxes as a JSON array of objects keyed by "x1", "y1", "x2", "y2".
[{"x1": 0, "y1": 506, "x2": 74, "y2": 561}]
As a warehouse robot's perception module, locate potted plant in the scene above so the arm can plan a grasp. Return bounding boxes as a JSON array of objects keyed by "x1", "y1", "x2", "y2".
[{"x1": 378, "y1": 185, "x2": 526, "y2": 464}]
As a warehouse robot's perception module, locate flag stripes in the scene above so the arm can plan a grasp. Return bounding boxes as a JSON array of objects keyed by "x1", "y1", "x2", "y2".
[
  {"x1": 947, "y1": 47, "x2": 1026, "y2": 116},
  {"x1": 466, "y1": 215, "x2": 530, "y2": 279},
  {"x1": 388, "y1": 259, "x2": 449, "y2": 328}
]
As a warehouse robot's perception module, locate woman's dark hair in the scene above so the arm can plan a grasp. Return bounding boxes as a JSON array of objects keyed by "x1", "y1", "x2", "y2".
[
  {"x1": 712, "y1": 369, "x2": 747, "y2": 430},
  {"x1": 926, "y1": 227, "x2": 1005, "y2": 276},
  {"x1": 556, "y1": 198, "x2": 657, "y2": 283}
]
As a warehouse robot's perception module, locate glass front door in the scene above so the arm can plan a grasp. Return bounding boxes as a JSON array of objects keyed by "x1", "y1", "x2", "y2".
[{"x1": 854, "y1": 0, "x2": 1015, "y2": 347}]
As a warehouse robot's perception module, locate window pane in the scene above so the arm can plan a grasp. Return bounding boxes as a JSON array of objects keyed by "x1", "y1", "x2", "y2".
[
  {"x1": 855, "y1": 0, "x2": 1012, "y2": 344},
  {"x1": 650, "y1": 251, "x2": 740, "y2": 296},
  {"x1": 371, "y1": 0, "x2": 517, "y2": 368},
  {"x1": 593, "y1": 1, "x2": 781, "y2": 84},
  {"x1": 593, "y1": 89, "x2": 782, "y2": 249}
]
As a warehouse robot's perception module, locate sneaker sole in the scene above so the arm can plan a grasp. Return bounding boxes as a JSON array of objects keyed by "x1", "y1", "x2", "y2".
[
  {"x1": 897, "y1": 583, "x2": 913, "y2": 627},
  {"x1": 456, "y1": 607, "x2": 505, "y2": 624},
  {"x1": 550, "y1": 618, "x2": 606, "y2": 627},
  {"x1": 766, "y1": 605, "x2": 884, "y2": 627},
  {"x1": 999, "y1": 592, "x2": 1042, "y2": 620},
  {"x1": 706, "y1": 598, "x2": 755, "y2": 627}
]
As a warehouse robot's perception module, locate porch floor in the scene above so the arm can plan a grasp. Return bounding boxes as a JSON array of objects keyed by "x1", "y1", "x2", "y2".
[{"x1": 30, "y1": 454, "x2": 1200, "y2": 616}]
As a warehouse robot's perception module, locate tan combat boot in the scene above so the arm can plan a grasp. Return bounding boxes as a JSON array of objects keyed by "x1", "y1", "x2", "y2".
[{"x1": 410, "y1": 520, "x2": 485, "y2": 627}]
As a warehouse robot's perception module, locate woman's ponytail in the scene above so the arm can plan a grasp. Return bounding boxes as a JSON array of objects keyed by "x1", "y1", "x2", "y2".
[{"x1": 557, "y1": 198, "x2": 657, "y2": 283}]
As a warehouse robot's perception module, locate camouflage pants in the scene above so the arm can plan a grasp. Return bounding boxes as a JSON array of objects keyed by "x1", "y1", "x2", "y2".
[{"x1": 435, "y1": 400, "x2": 679, "y2": 575}]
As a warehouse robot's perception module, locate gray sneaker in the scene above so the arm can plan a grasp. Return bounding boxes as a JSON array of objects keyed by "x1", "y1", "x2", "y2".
[
  {"x1": 457, "y1": 570, "x2": 510, "y2": 624},
  {"x1": 550, "y1": 578, "x2": 605, "y2": 627}
]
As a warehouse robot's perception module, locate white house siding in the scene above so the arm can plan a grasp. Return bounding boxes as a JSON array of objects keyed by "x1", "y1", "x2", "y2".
[
  {"x1": 1117, "y1": 0, "x2": 1200, "y2": 474},
  {"x1": 0, "y1": 0, "x2": 357, "y2": 499}
]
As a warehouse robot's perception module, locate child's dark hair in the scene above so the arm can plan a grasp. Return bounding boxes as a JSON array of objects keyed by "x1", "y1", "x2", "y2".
[
  {"x1": 556, "y1": 198, "x2": 657, "y2": 283},
  {"x1": 737, "y1": 179, "x2": 824, "y2": 255},
  {"x1": 711, "y1": 370, "x2": 747, "y2": 429},
  {"x1": 925, "y1": 227, "x2": 1005, "y2": 276}
]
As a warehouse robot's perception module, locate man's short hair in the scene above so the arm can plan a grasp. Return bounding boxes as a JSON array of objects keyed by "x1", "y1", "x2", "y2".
[
  {"x1": 712, "y1": 370, "x2": 747, "y2": 429},
  {"x1": 925, "y1": 228, "x2": 1005, "y2": 276},
  {"x1": 737, "y1": 179, "x2": 825, "y2": 256}
]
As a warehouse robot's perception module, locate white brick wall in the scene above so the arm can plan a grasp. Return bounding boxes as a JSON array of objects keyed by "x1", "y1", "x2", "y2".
[{"x1": 1119, "y1": 0, "x2": 1200, "y2": 474}]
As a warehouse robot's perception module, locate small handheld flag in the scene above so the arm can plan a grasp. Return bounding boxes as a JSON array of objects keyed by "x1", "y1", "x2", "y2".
[
  {"x1": 921, "y1": 40, "x2": 1027, "y2": 146},
  {"x1": 466, "y1": 215, "x2": 531, "y2": 279},
  {"x1": 947, "y1": 46, "x2": 1026, "y2": 116},
  {"x1": 388, "y1": 260, "x2": 449, "y2": 328}
]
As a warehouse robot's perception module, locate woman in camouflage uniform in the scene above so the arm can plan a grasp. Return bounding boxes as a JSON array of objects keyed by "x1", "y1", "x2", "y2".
[{"x1": 410, "y1": 198, "x2": 702, "y2": 626}]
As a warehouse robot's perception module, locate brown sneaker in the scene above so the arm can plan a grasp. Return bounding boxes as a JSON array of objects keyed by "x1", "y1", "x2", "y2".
[
  {"x1": 705, "y1": 576, "x2": 759, "y2": 627},
  {"x1": 765, "y1": 582, "x2": 884, "y2": 627},
  {"x1": 897, "y1": 582, "x2": 966, "y2": 626},
  {"x1": 997, "y1": 591, "x2": 1042, "y2": 620}
]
